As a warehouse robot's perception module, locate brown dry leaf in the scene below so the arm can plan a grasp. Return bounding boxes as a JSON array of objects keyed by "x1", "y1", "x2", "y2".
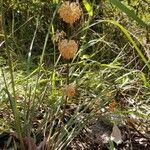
[{"x1": 111, "y1": 125, "x2": 122, "y2": 145}]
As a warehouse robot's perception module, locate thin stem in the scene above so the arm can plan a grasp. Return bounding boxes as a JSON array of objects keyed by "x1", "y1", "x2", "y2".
[
  {"x1": 1, "y1": 1, "x2": 25, "y2": 149},
  {"x1": 62, "y1": 61, "x2": 70, "y2": 122}
]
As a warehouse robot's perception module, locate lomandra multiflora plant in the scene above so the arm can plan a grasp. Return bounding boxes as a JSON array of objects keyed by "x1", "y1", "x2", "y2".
[
  {"x1": 2, "y1": 0, "x2": 149, "y2": 149},
  {"x1": 1, "y1": 1, "x2": 83, "y2": 149},
  {"x1": 57, "y1": 1, "x2": 81, "y2": 129},
  {"x1": 57, "y1": 1, "x2": 81, "y2": 97}
]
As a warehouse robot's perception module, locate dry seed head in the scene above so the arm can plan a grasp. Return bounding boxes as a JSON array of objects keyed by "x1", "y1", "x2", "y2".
[
  {"x1": 58, "y1": 39, "x2": 78, "y2": 60},
  {"x1": 64, "y1": 84, "x2": 76, "y2": 98},
  {"x1": 107, "y1": 99, "x2": 117, "y2": 112},
  {"x1": 58, "y1": 1, "x2": 82, "y2": 25}
]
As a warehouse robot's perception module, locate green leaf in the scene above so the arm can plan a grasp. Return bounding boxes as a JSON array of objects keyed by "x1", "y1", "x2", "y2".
[
  {"x1": 109, "y1": 0, "x2": 149, "y2": 28},
  {"x1": 83, "y1": 0, "x2": 93, "y2": 17},
  {"x1": 53, "y1": 0, "x2": 59, "y2": 4}
]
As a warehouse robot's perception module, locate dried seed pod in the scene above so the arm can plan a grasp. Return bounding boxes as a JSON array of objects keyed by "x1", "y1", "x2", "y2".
[
  {"x1": 107, "y1": 99, "x2": 118, "y2": 112},
  {"x1": 64, "y1": 84, "x2": 76, "y2": 98},
  {"x1": 58, "y1": 1, "x2": 82, "y2": 25},
  {"x1": 58, "y1": 39, "x2": 78, "y2": 60}
]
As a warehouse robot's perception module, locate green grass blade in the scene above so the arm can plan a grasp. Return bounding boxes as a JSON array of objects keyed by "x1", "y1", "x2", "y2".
[
  {"x1": 81, "y1": 20, "x2": 150, "y2": 70},
  {"x1": 106, "y1": 20, "x2": 150, "y2": 70},
  {"x1": 109, "y1": 0, "x2": 149, "y2": 28},
  {"x1": 82, "y1": 0, "x2": 93, "y2": 17}
]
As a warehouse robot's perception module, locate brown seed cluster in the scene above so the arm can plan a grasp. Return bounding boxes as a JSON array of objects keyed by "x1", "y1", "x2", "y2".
[
  {"x1": 107, "y1": 99, "x2": 118, "y2": 112},
  {"x1": 58, "y1": 39, "x2": 78, "y2": 60},
  {"x1": 58, "y1": 1, "x2": 82, "y2": 25},
  {"x1": 64, "y1": 84, "x2": 76, "y2": 98}
]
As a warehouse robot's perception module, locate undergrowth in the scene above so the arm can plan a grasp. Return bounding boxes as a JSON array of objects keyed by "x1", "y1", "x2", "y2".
[{"x1": 0, "y1": 0, "x2": 149, "y2": 149}]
